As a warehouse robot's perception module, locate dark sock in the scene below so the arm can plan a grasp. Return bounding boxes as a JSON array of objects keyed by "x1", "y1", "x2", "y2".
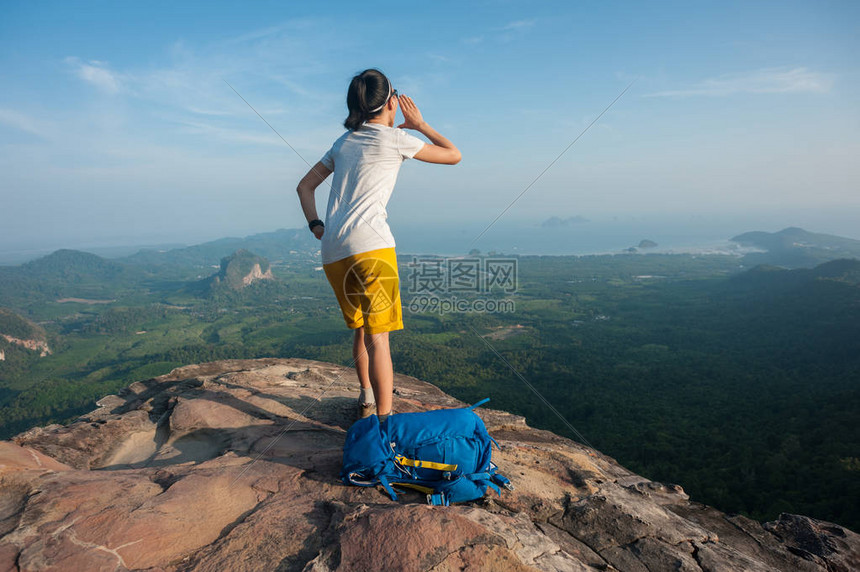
[{"x1": 378, "y1": 412, "x2": 389, "y2": 424}]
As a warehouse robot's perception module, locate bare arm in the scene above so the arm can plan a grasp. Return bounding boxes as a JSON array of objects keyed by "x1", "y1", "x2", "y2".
[
  {"x1": 397, "y1": 95, "x2": 461, "y2": 165},
  {"x1": 296, "y1": 161, "x2": 332, "y2": 240}
]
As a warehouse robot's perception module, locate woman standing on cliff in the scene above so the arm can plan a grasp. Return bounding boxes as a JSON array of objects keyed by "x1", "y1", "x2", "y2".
[{"x1": 296, "y1": 68, "x2": 461, "y2": 423}]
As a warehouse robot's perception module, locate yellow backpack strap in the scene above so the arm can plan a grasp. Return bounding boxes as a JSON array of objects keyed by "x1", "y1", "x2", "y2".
[{"x1": 395, "y1": 455, "x2": 458, "y2": 472}]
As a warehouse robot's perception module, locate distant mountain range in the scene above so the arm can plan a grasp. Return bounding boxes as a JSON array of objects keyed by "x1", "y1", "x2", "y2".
[
  {"x1": 731, "y1": 227, "x2": 860, "y2": 268},
  {"x1": 120, "y1": 225, "x2": 859, "y2": 270},
  {"x1": 1, "y1": 227, "x2": 857, "y2": 310},
  {"x1": 118, "y1": 228, "x2": 319, "y2": 268}
]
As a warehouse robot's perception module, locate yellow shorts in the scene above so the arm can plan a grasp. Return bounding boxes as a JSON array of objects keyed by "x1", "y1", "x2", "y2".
[{"x1": 323, "y1": 247, "x2": 403, "y2": 334}]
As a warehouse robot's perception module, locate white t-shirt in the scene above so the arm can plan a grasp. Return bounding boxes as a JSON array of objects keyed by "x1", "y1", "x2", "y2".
[{"x1": 319, "y1": 122, "x2": 426, "y2": 264}]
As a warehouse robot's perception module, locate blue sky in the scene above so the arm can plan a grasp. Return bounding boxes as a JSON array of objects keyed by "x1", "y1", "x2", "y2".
[{"x1": 1, "y1": 0, "x2": 858, "y2": 254}]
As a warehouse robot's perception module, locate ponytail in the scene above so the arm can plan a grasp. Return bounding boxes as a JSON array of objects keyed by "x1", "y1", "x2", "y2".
[{"x1": 344, "y1": 69, "x2": 391, "y2": 131}]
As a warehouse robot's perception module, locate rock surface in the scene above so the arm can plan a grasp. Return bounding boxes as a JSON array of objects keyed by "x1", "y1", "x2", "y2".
[
  {"x1": 0, "y1": 335, "x2": 51, "y2": 356},
  {"x1": 1, "y1": 357, "x2": 858, "y2": 571}
]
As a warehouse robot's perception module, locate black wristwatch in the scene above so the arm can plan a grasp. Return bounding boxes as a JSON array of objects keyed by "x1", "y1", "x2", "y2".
[{"x1": 308, "y1": 219, "x2": 325, "y2": 231}]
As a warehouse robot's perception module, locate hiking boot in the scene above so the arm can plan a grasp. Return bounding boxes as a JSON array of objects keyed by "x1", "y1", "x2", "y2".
[{"x1": 358, "y1": 401, "x2": 376, "y2": 420}]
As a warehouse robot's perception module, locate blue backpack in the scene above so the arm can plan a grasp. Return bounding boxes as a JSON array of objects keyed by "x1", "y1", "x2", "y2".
[{"x1": 340, "y1": 398, "x2": 513, "y2": 506}]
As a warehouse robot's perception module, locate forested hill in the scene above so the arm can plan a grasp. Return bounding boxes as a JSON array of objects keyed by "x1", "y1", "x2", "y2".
[
  {"x1": 19, "y1": 248, "x2": 128, "y2": 279},
  {"x1": 0, "y1": 249, "x2": 143, "y2": 308},
  {"x1": 732, "y1": 227, "x2": 860, "y2": 268},
  {"x1": 732, "y1": 258, "x2": 860, "y2": 288}
]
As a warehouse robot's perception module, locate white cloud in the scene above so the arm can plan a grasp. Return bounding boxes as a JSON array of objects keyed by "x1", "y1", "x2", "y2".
[
  {"x1": 0, "y1": 108, "x2": 52, "y2": 138},
  {"x1": 65, "y1": 57, "x2": 123, "y2": 94},
  {"x1": 496, "y1": 19, "x2": 536, "y2": 32},
  {"x1": 59, "y1": 19, "x2": 347, "y2": 124},
  {"x1": 223, "y1": 18, "x2": 317, "y2": 46},
  {"x1": 647, "y1": 67, "x2": 833, "y2": 97},
  {"x1": 187, "y1": 106, "x2": 234, "y2": 117},
  {"x1": 463, "y1": 19, "x2": 535, "y2": 45},
  {"x1": 176, "y1": 119, "x2": 288, "y2": 147}
]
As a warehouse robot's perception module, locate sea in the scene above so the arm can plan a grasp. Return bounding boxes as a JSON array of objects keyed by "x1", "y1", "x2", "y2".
[
  {"x1": 2, "y1": 211, "x2": 858, "y2": 265},
  {"x1": 391, "y1": 218, "x2": 761, "y2": 258},
  {"x1": 390, "y1": 209, "x2": 860, "y2": 258}
]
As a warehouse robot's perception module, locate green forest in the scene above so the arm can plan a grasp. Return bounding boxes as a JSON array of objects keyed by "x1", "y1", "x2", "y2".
[{"x1": 1, "y1": 237, "x2": 858, "y2": 531}]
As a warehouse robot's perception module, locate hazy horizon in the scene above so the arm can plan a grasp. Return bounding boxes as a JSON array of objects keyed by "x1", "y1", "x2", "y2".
[{"x1": 2, "y1": 207, "x2": 859, "y2": 266}]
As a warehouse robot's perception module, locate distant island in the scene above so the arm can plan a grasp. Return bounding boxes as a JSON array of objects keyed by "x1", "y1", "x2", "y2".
[
  {"x1": 623, "y1": 240, "x2": 658, "y2": 253},
  {"x1": 540, "y1": 215, "x2": 590, "y2": 228}
]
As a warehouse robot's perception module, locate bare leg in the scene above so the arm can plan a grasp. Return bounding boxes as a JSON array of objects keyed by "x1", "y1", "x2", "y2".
[
  {"x1": 364, "y1": 330, "x2": 393, "y2": 416},
  {"x1": 353, "y1": 326, "x2": 372, "y2": 389}
]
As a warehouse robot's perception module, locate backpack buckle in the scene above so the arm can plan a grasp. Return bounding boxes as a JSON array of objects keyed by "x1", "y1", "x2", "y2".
[
  {"x1": 491, "y1": 473, "x2": 515, "y2": 491},
  {"x1": 427, "y1": 492, "x2": 449, "y2": 506}
]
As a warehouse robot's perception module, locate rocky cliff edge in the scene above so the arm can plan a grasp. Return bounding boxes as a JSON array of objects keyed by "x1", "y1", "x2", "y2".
[{"x1": 1, "y1": 358, "x2": 858, "y2": 571}]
